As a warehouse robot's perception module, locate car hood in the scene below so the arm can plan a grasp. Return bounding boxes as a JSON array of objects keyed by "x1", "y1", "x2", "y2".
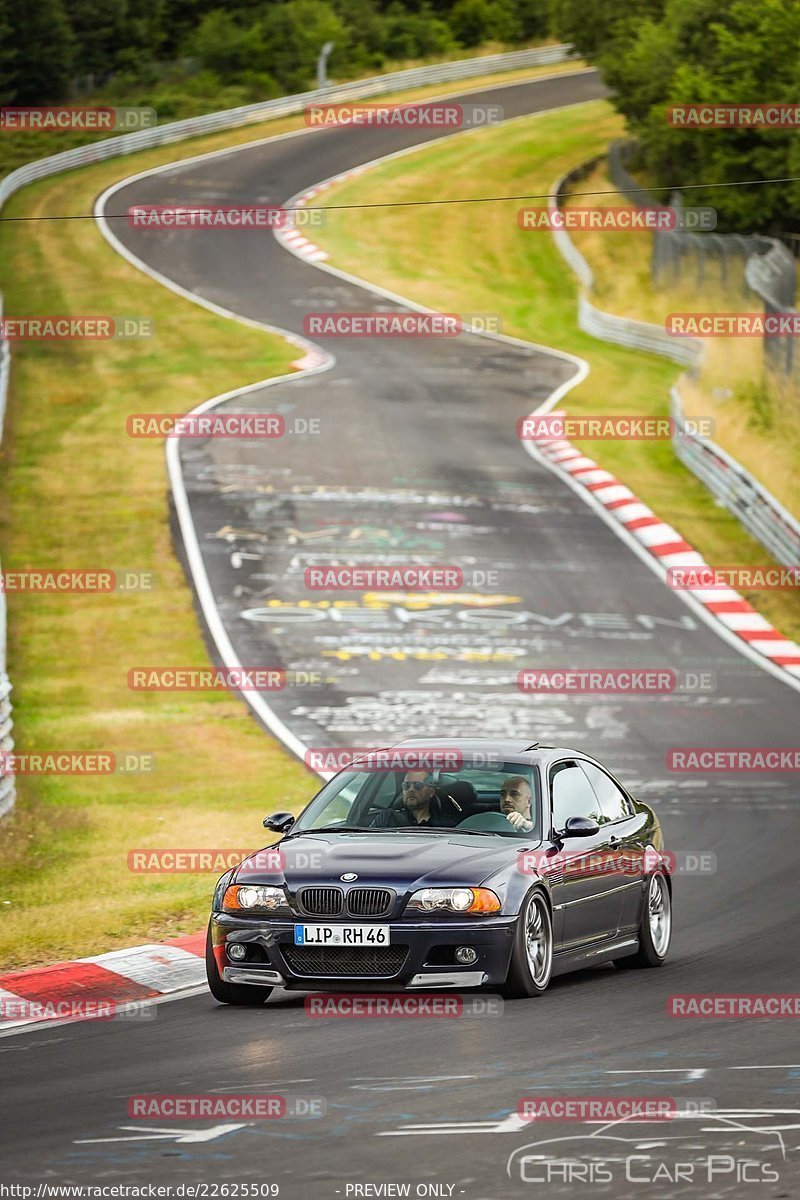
[{"x1": 234, "y1": 830, "x2": 542, "y2": 890}]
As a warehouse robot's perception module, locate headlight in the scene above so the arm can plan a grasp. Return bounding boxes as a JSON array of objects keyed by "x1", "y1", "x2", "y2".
[
  {"x1": 406, "y1": 887, "x2": 501, "y2": 915},
  {"x1": 222, "y1": 884, "x2": 289, "y2": 913}
]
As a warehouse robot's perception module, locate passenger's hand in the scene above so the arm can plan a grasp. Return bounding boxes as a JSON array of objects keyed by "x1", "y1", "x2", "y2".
[{"x1": 506, "y1": 811, "x2": 533, "y2": 831}]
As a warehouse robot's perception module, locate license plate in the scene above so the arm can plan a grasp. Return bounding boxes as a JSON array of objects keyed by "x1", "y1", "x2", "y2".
[{"x1": 294, "y1": 924, "x2": 390, "y2": 946}]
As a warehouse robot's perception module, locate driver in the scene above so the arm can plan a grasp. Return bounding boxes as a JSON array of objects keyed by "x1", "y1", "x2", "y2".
[
  {"x1": 371, "y1": 770, "x2": 457, "y2": 828},
  {"x1": 499, "y1": 776, "x2": 534, "y2": 833}
]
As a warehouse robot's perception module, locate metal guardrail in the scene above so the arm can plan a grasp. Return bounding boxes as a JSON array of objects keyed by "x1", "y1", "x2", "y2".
[
  {"x1": 0, "y1": 44, "x2": 576, "y2": 820},
  {"x1": 0, "y1": 44, "x2": 574, "y2": 212},
  {"x1": 550, "y1": 159, "x2": 800, "y2": 568},
  {"x1": 671, "y1": 384, "x2": 800, "y2": 568},
  {"x1": 550, "y1": 164, "x2": 703, "y2": 366},
  {"x1": 0, "y1": 298, "x2": 12, "y2": 816},
  {"x1": 577, "y1": 295, "x2": 702, "y2": 367}
]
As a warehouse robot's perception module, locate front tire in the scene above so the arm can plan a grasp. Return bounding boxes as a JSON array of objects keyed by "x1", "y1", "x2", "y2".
[
  {"x1": 206, "y1": 922, "x2": 273, "y2": 1006},
  {"x1": 502, "y1": 890, "x2": 553, "y2": 998},
  {"x1": 615, "y1": 871, "x2": 671, "y2": 969}
]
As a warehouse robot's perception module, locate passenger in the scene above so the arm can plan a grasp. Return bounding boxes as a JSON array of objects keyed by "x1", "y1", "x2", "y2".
[{"x1": 499, "y1": 775, "x2": 535, "y2": 833}]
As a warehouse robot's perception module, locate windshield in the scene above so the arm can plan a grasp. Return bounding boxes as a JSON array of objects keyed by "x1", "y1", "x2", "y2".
[{"x1": 292, "y1": 762, "x2": 541, "y2": 838}]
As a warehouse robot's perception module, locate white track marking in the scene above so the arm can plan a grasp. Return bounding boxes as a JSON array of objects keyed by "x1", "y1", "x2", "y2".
[
  {"x1": 379, "y1": 1113, "x2": 530, "y2": 1136},
  {"x1": 75, "y1": 1124, "x2": 246, "y2": 1144}
]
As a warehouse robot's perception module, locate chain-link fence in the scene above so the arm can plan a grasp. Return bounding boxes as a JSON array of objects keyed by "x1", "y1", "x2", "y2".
[
  {"x1": 550, "y1": 159, "x2": 800, "y2": 576},
  {"x1": 608, "y1": 139, "x2": 800, "y2": 386}
]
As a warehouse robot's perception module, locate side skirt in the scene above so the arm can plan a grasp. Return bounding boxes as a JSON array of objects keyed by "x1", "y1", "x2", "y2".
[{"x1": 551, "y1": 937, "x2": 638, "y2": 976}]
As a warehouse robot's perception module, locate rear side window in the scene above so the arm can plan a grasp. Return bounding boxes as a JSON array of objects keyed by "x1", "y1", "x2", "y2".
[
  {"x1": 580, "y1": 762, "x2": 631, "y2": 823},
  {"x1": 550, "y1": 761, "x2": 604, "y2": 832}
]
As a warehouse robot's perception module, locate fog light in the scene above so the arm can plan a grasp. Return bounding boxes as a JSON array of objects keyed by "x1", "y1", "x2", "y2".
[
  {"x1": 455, "y1": 946, "x2": 478, "y2": 965},
  {"x1": 228, "y1": 943, "x2": 247, "y2": 961}
]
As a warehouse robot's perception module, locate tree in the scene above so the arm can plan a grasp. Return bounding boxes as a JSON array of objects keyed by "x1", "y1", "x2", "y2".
[
  {"x1": 553, "y1": 0, "x2": 800, "y2": 233},
  {"x1": 0, "y1": 0, "x2": 17, "y2": 104},
  {"x1": 383, "y1": 2, "x2": 456, "y2": 60},
  {"x1": 7, "y1": 0, "x2": 75, "y2": 103},
  {"x1": 65, "y1": 0, "x2": 164, "y2": 87},
  {"x1": 551, "y1": 0, "x2": 665, "y2": 60},
  {"x1": 255, "y1": 0, "x2": 346, "y2": 91},
  {"x1": 449, "y1": 0, "x2": 496, "y2": 48}
]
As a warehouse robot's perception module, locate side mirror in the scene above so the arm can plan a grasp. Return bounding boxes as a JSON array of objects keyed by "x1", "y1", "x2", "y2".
[
  {"x1": 561, "y1": 815, "x2": 600, "y2": 838},
  {"x1": 263, "y1": 811, "x2": 295, "y2": 833}
]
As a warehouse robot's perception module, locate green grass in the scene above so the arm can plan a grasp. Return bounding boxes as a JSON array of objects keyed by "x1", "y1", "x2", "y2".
[
  {"x1": 308, "y1": 98, "x2": 800, "y2": 642},
  {"x1": 0, "y1": 120, "x2": 318, "y2": 970}
]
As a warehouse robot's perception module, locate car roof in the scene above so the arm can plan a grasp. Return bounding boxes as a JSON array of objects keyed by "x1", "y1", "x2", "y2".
[{"x1": 390, "y1": 737, "x2": 590, "y2": 767}]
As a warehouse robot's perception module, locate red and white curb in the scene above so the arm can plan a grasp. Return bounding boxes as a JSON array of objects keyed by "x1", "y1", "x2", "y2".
[
  {"x1": 276, "y1": 164, "x2": 370, "y2": 268},
  {"x1": 534, "y1": 435, "x2": 800, "y2": 678},
  {"x1": 283, "y1": 167, "x2": 368, "y2": 371},
  {"x1": 0, "y1": 933, "x2": 205, "y2": 1032}
]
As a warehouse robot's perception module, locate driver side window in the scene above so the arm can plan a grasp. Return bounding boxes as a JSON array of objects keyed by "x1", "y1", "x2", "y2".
[{"x1": 550, "y1": 761, "x2": 603, "y2": 833}]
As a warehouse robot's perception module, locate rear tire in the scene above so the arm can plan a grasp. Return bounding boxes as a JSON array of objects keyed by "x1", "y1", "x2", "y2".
[
  {"x1": 502, "y1": 890, "x2": 553, "y2": 998},
  {"x1": 206, "y1": 922, "x2": 273, "y2": 1005},
  {"x1": 615, "y1": 871, "x2": 671, "y2": 969}
]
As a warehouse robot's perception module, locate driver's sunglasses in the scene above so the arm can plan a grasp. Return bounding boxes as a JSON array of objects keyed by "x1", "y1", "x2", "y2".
[{"x1": 402, "y1": 779, "x2": 432, "y2": 791}]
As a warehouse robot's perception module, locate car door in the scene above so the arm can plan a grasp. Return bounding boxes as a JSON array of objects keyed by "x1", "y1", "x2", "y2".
[
  {"x1": 549, "y1": 760, "x2": 621, "y2": 949},
  {"x1": 579, "y1": 761, "x2": 646, "y2": 936}
]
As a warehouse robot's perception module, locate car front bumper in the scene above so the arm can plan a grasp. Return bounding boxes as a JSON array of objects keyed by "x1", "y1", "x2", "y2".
[{"x1": 211, "y1": 911, "x2": 517, "y2": 991}]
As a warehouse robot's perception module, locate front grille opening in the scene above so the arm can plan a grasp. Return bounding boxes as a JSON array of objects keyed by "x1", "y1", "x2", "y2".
[
  {"x1": 282, "y1": 944, "x2": 409, "y2": 978},
  {"x1": 298, "y1": 886, "x2": 343, "y2": 916},
  {"x1": 346, "y1": 887, "x2": 394, "y2": 917}
]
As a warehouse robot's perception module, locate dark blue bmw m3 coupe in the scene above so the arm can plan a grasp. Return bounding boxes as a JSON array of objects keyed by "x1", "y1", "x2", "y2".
[{"x1": 206, "y1": 738, "x2": 672, "y2": 1003}]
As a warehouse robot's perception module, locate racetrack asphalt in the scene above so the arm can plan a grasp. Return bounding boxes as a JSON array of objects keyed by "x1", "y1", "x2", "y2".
[{"x1": 3, "y1": 69, "x2": 799, "y2": 1198}]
